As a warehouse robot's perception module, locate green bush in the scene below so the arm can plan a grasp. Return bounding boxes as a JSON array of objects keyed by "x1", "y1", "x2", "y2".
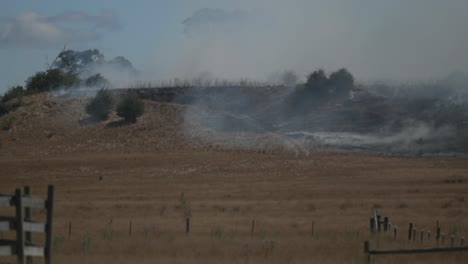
[
  {"x1": 26, "y1": 69, "x2": 80, "y2": 94},
  {"x1": 2, "y1": 86, "x2": 25, "y2": 103},
  {"x1": 116, "y1": 93, "x2": 144, "y2": 123},
  {"x1": 85, "y1": 89, "x2": 114, "y2": 121}
]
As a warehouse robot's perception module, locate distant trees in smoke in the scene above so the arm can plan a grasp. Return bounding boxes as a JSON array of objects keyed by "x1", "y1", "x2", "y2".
[
  {"x1": 303, "y1": 68, "x2": 354, "y2": 102},
  {"x1": 288, "y1": 68, "x2": 355, "y2": 112},
  {"x1": 23, "y1": 49, "x2": 136, "y2": 95}
]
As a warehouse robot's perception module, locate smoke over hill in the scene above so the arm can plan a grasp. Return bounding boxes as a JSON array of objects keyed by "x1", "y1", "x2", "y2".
[{"x1": 174, "y1": 71, "x2": 468, "y2": 156}]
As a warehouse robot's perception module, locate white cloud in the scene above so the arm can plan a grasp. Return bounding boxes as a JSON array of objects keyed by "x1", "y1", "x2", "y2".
[{"x1": 0, "y1": 10, "x2": 122, "y2": 48}]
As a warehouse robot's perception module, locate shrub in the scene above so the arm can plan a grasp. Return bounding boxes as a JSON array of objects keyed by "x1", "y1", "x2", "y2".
[
  {"x1": 2, "y1": 86, "x2": 25, "y2": 103},
  {"x1": 1, "y1": 114, "x2": 14, "y2": 131},
  {"x1": 0, "y1": 102, "x2": 10, "y2": 117},
  {"x1": 26, "y1": 69, "x2": 80, "y2": 94},
  {"x1": 85, "y1": 89, "x2": 114, "y2": 121},
  {"x1": 116, "y1": 93, "x2": 144, "y2": 123}
]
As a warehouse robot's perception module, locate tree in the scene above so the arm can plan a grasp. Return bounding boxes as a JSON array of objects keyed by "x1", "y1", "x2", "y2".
[
  {"x1": 2, "y1": 86, "x2": 25, "y2": 103},
  {"x1": 109, "y1": 56, "x2": 134, "y2": 70},
  {"x1": 304, "y1": 69, "x2": 329, "y2": 99},
  {"x1": 116, "y1": 93, "x2": 144, "y2": 123},
  {"x1": 303, "y1": 68, "x2": 355, "y2": 101},
  {"x1": 85, "y1": 88, "x2": 114, "y2": 121},
  {"x1": 328, "y1": 68, "x2": 354, "y2": 100},
  {"x1": 26, "y1": 69, "x2": 80, "y2": 94},
  {"x1": 51, "y1": 49, "x2": 136, "y2": 77},
  {"x1": 52, "y1": 49, "x2": 105, "y2": 74},
  {"x1": 84, "y1": 74, "x2": 111, "y2": 88}
]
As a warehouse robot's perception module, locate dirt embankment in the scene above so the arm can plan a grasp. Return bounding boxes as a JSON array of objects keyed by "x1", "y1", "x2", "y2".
[{"x1": 0, "y1": 94, "x2": 189, "y2": 157}]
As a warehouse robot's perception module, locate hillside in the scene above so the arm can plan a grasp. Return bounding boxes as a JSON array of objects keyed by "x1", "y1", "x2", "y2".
[
  {"x1": 0, "y1": 94, "x2": 306, "y2": 157},
  {"x1": 0, "y1": 94, "x2": 188, "y2": 156}
]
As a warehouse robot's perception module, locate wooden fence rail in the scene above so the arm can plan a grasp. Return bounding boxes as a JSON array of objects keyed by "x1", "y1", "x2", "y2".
[
  {"x1": 0, "y1": 185, "x2": 54, "y2": 264},
  {"x1": 364, "y1": 240, "x2": 468, "y2": 263},
  {"x1": 365, "y1": 210, "x2": 467, "y2": 263}
]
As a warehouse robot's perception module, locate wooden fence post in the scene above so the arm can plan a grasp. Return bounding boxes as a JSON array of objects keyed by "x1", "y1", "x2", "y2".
[
  {"x1": 311, "y1": 221, "x2": 315, "y2": 237},
  {"x1": 377, "y1": 215, "x2": 382, "y2": 232},
  {"x1": 461, "y1": 237, "x2": 464, "y2": 246},
  {"x1": 129, "y1": 220, "x2": 132, "y2": 237},
  {"x1": 68, "y1": 222, "x2": 72, "y2": 240},
  {"x1": 251, "y1": 219, "x2": 255, "y2": 238},
  {"x1": 45, "y1": 185, "x2": 55, "y2": 264},
  {"x1": 413, "y1": 229, "x2": 417, "y2": 241},
  {"x1": 408, "y1": 223, "x2": 413, "y2": 241},
  {"x1": 364, "y1": 241, "x2": 371, "y2": 264},
  {"x1": 186, "y1": 218, "x2": 190, "y2": 235},
  {"x1": 384, "y1": 217, "x2": 389, "y2": 232},
  {"x1": 394, "y1": 226, "x2": 397, "y2": 240},
  {"x1": 23, "y1": 186, "x2": 32, "y2": 243},
  {"x1": 373, "y1": 210, "x2": 379, "y2": 232},
  {"x1": 370, "y1": 218, "x2": 374, "y2": 233},
  {"x1": 24, "y1": 186, "x2": 33, "y2": 264},
  {"x1": 15, "y1": 188, "x2": 26, "y2": 264}
]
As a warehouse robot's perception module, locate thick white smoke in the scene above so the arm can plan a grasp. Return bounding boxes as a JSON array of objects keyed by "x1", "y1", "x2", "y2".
[{"x1": 149, "y1": 0, "x2": 468, "y2": 83}]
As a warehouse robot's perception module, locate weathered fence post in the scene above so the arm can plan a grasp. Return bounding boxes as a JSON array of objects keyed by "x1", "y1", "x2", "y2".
[
  {"x1": 420, "y1": 230, "x2": 424, "y2": 243},
  {"x1": 45, "y1": 185, "x2": 54, "y2": 264},
  {"x1": 442, "y1": 233, "x2": 445, "y2": 245},
  {"x1": 24, "y1": 186, "x2": 33, "y2": 264},
  {"x1": 373, "y1": 209, "x2": 379, "y2": 232},
  {"x1": 384, "y1": 217, "x2": 389, "y2": 232},
  {"x1": 394, "y1": 226, "x2": 398, "y2": 240},
  {"x1": 311, "y1": 221, "x2": 315, "y2": 237},
  {"x1": 23, "y1": 186, "x2": 32, "y2": 242},
  {"x1": 186, "y1": 218, "x2": 190, "y2": 235},
  {"x1": 461, "y1": 236, "x2": 465, "y2": 246},
  {"x1": 377, "y1": 215, "x2": 382, "y2": 232},
  {"x1": 413, "y1": 229, "x2": 417, "y2": 241},
  {"x1": 251, "y1": 219, "x2": 255, "y2": 238},
  {"x1": 129, "y1": 220, "x2": 132, "y2": 237},
  {"x1": 15, "y1": 188, "x2": 26, "y2": 264},
  {"x1": 364, "y1": 241, "x2": 371, "y2": 264},
  {"x1": 408, "y1": 223, "x2": 413, "y2": 241},
  {"x1": 370, "y1": 218, "x2": 374, "y2": 233},
  {"x1": 68, "y1": 222, "x2": 72, "y2": 240}
]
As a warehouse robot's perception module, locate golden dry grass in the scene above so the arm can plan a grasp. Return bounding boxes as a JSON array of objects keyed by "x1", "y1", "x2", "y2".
[{"x1": 0, "y1": 151, "x2": 467, "y2": 263}]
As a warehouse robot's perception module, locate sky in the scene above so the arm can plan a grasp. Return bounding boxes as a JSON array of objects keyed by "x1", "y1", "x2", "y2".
[{"x1": 1, "y1": 0, "x2": 468, "y2": 93}]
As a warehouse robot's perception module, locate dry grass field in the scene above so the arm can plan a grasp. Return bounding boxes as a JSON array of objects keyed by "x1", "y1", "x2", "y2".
[{"x1": 1, "y1": 95, "x2": 467, "y2": 263}]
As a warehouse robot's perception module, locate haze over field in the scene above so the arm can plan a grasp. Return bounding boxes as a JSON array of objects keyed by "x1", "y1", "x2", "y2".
[{"x1": 1, "y1": 0, "x2": 468, "y2": 92}]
